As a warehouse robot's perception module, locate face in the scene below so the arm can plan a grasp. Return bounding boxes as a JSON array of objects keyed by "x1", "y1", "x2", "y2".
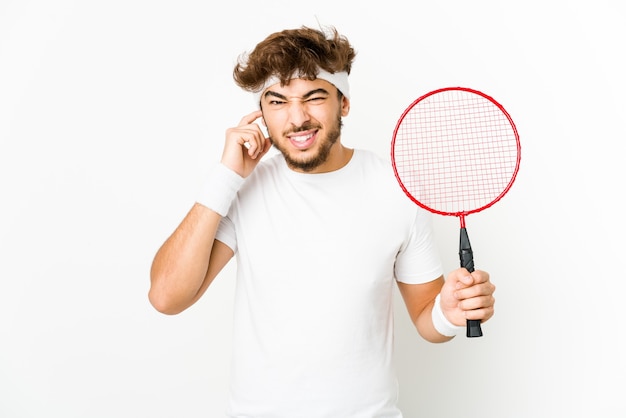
[{"x1": 260, "y1": 78, "x2": 350, "y2": 173}]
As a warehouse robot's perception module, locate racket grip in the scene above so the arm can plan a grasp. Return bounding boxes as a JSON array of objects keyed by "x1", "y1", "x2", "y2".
[
  {"x1": 459, "y1": 228, "x2": 475, "y2": 273},
  {"x1": 459, "y1": 227, "x2": 483, "y2": 338}
]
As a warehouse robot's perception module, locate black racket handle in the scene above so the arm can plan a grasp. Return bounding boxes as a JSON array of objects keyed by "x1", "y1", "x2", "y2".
[{"x1": 459, "y1": 227, "x2": 483, "y2": 338}]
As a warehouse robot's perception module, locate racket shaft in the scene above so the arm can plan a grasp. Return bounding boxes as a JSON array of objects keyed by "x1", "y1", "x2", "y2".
[{"x1": 459, "y1": 228, "x2": 483, "y2": 338}]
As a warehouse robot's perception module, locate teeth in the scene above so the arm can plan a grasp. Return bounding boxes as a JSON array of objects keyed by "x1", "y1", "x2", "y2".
[{"x1": 292, "y1": 133, "x2": 313, "y2": 142}]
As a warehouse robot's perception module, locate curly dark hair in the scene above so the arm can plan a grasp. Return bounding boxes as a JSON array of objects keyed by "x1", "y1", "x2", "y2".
[{"x1": 233, "y1": 25, "x2": 356, "y2": 93}]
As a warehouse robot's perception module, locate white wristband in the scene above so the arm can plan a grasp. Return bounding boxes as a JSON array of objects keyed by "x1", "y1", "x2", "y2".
[
  {"x1": 432, "y1": 294, "x2": 464, "y2": 337},
  {"x1": 196, "y1": 163, "x2": 245, "y2": 216}
]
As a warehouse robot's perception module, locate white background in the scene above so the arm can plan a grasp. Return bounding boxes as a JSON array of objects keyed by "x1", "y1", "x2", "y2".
[{"x1": 1, "y1": 1, "x2": 624, "y2": 417}]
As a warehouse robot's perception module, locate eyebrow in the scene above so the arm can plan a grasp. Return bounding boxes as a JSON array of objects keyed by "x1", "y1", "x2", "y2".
[{"x1": 263, "y1": 88, "x2": 330, "y2": 101}]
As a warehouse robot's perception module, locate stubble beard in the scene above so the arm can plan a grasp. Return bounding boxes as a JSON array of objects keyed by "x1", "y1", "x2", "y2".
[{"x1": 270, "y1": 115, "x2": 343, "y2": 172}]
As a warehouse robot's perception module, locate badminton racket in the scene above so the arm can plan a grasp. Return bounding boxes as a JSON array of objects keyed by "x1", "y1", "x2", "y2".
[{"x1": 391, "y1": 87, "x2": 520, "y2": 338}]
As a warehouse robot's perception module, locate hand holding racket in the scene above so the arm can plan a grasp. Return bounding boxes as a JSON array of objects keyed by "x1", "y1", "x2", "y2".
[{"x1": 391, "y1": 87, "x2": 520, "y2": 338}]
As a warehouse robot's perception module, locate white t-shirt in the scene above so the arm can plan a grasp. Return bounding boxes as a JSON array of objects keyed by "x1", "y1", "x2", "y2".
[{"x1": 216, "y1": 149, "x2": 443, "y2": 418}]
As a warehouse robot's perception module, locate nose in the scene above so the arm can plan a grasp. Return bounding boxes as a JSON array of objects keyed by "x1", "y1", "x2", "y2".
[{"x1": 286, "y1": 100, "x2": 310, "y2": 127}]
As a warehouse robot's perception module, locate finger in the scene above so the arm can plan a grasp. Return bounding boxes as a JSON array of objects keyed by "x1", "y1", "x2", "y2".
[
  {"x1": 454, "y1": 269, "x2": 489, "y2": 289},
  {"x1": 241, "y1": 132, "x2": 271, "y2": 160},
  {"x1": 470, "y1": 269, "x2": 490, "y2": 284},
  {"x1": 238, "y1": 110, "x2": 263, "y2": 127},
  {"x1": 252, "y1": 136, "x2": 272, "y2": 159},
  {"x1": 257, "y1": 136, "x2": 273, "y2": 157},
  {"x1": 229, "y1": 126, "x2": 262, "y2": 152},
  {"x1": 459, "y1": 293, "x2": 495, "y2": 310},
  {"x1": 455, "y1": 274, "x2": 474, "y2": 289},
  {"x1": 464, "y1": 304, "x2": 495, "y2": 322},
  {"x1": 455, "y1": 281, "x2": 496, "y2": 303}
]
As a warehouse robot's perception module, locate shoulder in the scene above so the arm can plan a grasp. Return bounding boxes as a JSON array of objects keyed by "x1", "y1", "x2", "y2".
[
  {"x1": 242, "y1": 153, "x2": 285, "y2": 186},
  {"x1": 353, "y1": 148, "x2": 391, "y2": 169},
  {"x1": 255, "y1": 152, "x2": 285, "y2": 173},
  {"x1": 351, "y1": 149, "x2": 403, "y2": 191}
]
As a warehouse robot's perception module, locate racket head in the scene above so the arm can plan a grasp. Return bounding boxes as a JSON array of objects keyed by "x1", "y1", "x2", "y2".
[{"x1": 391, "y1": 87, "x2": 521, "y2": 219}]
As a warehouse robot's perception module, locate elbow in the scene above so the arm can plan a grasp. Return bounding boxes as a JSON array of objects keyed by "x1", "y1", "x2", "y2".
[{"x1": 148, "y1": 285, "x2": 186, "y2": 316}]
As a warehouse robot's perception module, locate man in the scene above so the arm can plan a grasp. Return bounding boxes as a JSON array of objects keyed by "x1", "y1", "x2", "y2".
[{"x1": 149, "y1": 25, "x2": 496, "y2": 417}]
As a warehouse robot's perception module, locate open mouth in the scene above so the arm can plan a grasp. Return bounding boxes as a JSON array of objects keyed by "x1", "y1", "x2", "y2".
[{"x1": 288, "y1": 131, "x2": 317, "y2": 149}]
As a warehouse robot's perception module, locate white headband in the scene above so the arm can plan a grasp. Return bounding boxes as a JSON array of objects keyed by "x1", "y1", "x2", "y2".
[{"x1": 252, "y1": 69, "x2": 350, "y2": 106}]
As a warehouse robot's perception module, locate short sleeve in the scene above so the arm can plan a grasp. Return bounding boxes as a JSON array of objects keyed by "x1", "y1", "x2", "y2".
[
  {"x1": 215, "y1": 215, "x2": 237, "y2": 254},
  {"x1": 394, "y1": 208, "x2": 444, "y2": 284}
]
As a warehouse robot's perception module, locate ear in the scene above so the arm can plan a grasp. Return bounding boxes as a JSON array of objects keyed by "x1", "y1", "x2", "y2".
[{"x1": 341, "y1": 96, "x2": 350, "y2": 117}]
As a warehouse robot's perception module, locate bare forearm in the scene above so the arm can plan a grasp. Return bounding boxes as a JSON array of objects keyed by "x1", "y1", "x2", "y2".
[
  {"x1": 149, "y1": 203, "x2": 222, "y2": 314},
  {"x1": 397, "y1": 277, "x2": 454, "y2": 343},
  {"x1": 415, "y1": 301, "x2": 455, "y2": 343}
]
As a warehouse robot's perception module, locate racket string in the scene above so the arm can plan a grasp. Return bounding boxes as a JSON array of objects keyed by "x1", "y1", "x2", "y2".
[{"x1": 393, "y1": 89, "x2": 519, "y2": 214}]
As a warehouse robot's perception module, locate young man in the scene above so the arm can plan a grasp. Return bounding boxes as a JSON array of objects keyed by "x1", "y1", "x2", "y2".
[{"x1": 149, "y1": 26, "x2": 496, "y2": 417}]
